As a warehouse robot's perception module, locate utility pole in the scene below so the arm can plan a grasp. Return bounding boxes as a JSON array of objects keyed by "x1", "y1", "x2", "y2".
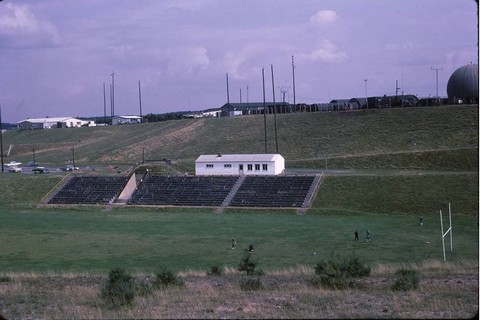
[
  {"x1": 292, "y1": 55, "x2": 296, "y2": 107},
  {"x1": 226, "y1": 73, "x2": 230, "y2": 104},
  {"x1": 103, "y1": 83, "x2": 107, "y2": 125},
  {"x1": 431, "y1": 66, "x2": 443, "y2": 99},
  {"x1": 364, "y1": 79, "x2": 369, "y2": 109},
  {"x1": 271, "y1": 64, "x2": 279, "y2": 153},
  {"x1": 262, "y1": 68, "x2": 268, "y2": 154},
  {"x1": 138, "y1": 80, "x2": 143, "y2": 123},
  {"x1": 111, "y1": 72, "x2": 115, "y2": 117}
]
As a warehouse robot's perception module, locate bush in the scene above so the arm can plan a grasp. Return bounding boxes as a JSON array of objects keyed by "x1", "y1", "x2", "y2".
[
  {"x1": 238, "y1": 254, "x2": 259, "y2": 276},
  {"x1": 313, "y1": 253, "x2": 371, "y2": 290},
  {"x1": 314, "y1": 254, "x2": 371, "y2": 279},
  {"x1": 391, "y1": 268, "x2": 419, "y2": 291},
  {"x1": 153, "y1": 267, "x2": 183, "y2": 288},
  {"x1": 239, "y1": 277, "x2": 264, "y2": 291},
  {"x1": 100, "y1": 268, "x2": 135, "y2": 307},
  {"x1": 207, "y1": 265, "x2": 223, "y2": 276}
]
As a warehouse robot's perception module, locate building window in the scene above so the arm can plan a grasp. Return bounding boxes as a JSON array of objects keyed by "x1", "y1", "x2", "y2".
[
  {"x1": 262, "y1": 164, "x2": 268, "y2": 171},
  {"x1": 255, "y1": 164, "x2": 260, "y2": 171},
  {"x1": 224, "y1": 164, "x2": 232, "y2": 168},
  {"x1": 206, "y1": 164, "x2": 214, "y2": 169},
  {"x1": 247, "y1": 164, "x2": 253, "y2": 171}
]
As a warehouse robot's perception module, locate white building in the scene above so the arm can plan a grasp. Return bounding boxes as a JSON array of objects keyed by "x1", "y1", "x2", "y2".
[
  {"x1": 195, "y1": 154, "x2": 285, "y2": 176},
  {"x1": 17, "y1": 117, "x2": 96, "y2": 130},
  {"x1": 112, "y1": 115, "x2": 142, "y2": 125}
]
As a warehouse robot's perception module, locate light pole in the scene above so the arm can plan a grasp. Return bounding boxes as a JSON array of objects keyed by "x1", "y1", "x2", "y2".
[
  {"x1": 431, "y1": 66, "x2": 443, "y2": 104},
  {"x1": 364, "y1": 79, "x2": 369, "y2": 109}
]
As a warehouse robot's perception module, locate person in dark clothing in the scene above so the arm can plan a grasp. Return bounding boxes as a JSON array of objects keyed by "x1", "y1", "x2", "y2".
[
  {"x1": 354, "y1": 229, "x2": 359, "y2": 241},
  {"x1": 248, "y1": 243, "x2": 254, "y2": 252},
  {"x1": 231, "y1": 236, "x2": 236, "y2": 250}
]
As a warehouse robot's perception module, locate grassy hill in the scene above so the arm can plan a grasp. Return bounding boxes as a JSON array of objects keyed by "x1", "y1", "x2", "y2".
[{"x1": 3, "y1": 105, "x2": 478, "y2": 171}]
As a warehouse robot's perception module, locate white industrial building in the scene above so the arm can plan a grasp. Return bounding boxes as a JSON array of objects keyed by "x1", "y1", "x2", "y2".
[
  {"x1": 195, "y1": 154, "x2": 285, "y2": 176},
  {"x1": 17, "y1": 117, "x2": 96, "y2": 130},
  {"x1": 112, "y1": 115, "x2": 142, "y2": 125}
]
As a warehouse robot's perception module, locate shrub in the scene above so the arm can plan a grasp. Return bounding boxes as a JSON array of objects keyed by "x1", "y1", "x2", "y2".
[
  {"x1": 391, "y1": 268, "x2": 419, "y2": 291},
  {"x1": 207, "y1": 265, "x2": 223, "y2": 276},
  {"x1": 314, "y1": 253, "x2": 371, "y2": 278},
  {"x1": 313, "y1": 253, "x2": 371, "y2": 290},
  {"x1": 153, "y1": 267, "x2": 183, "y2": 288},
  {"x1": 238, "y1": 254, "x2": 258, "y2": 276},
  {"x1": 100, "y1": 268, "x2": 135, "y2": 307},
  {"x1": 239, "y1": 277, "x2": 264, "y2": 291}
]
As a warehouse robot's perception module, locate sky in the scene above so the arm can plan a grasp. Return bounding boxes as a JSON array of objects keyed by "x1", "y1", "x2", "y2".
[{"x1": 0, "y1": 0, "x2": 477, "y2": 123}]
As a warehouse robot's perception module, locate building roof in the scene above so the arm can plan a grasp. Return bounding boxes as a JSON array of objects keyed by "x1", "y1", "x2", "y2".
[
  {"x1": 195, "y1": 154, "x2": 283, "y2": 163},
  {"x1": 17, "y1": 117, "x2": 81, "y2": 124},
  {"x1": 221, "y1": 102, "x2": 290, "y2": 110},
  {"x1": 113, "y1": 115, "x2": 142, "y2": 119}
]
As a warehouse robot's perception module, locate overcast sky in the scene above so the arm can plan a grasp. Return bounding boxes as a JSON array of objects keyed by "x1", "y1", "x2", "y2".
[{"x1": 0, "y1": 0, "x2": 477, "y2": 122}]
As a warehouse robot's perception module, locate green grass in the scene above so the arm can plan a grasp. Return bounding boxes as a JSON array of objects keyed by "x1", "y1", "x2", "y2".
[
  {"x1": 3, "y1": 105, "x2": 478, "y2": 170},
  {"x1": 0, "y1": 105, "x2": 477, "y2": 274},
  {"x1": 0, "y1": 206, "x2": 477, "y2": 273},
  {"x1": 313, "y1": 174, "x2": 479, "y2": 215}
]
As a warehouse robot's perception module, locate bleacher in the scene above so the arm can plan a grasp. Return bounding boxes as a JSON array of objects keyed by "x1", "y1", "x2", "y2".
[
  {"x1": 128, "y1": 174, "x2": 239, "y2": 206},
  {"x1": 48, "y1": 176, "x2": 129, "y2": 205},
  {"x1": 229, "y1": 175, "x2": 316, "y2": 207}
]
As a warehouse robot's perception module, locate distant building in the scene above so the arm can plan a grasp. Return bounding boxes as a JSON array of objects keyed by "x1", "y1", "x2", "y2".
[
  {"x1": 17, "y1": 117, "x2": 96, "y2": 130},
  {"x1": 195, "y1": 153, "x2": 285, "y2": 176},
  {"x1": 220, "y1": 102, "x2": 292, "y2": 117},
  {"x1": 447, "y1": 63, "x2": 479, "y2": 104},
  {"x1": 112, "y1": 115, "x2": 142, "y2": 125},
  {"x1": 201, "y1": 108, "x2": 221, "y2": 117}
]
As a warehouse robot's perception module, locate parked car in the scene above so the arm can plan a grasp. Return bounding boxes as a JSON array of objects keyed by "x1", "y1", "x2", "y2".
[
  {"x1": 32, "y1": 167, "x2": 49, "y2": 174},
  {"x1": 8, "y1": 167, "x2": 22, "y2": 173}
]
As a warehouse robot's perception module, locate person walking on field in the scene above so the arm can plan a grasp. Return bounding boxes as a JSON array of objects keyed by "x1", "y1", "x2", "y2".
[
  {"x1": 231, "y1": 236, "x2": 236, "y2": 250},
  {"x1": 366, "y1": 230, "x2": 371, "y2": 243},
  {"x1": 419, "y1": 214, "x2": 424, "y2": 227},
  {"x1": 354, "y1": 229, "x2": 359, "y2": 241}
]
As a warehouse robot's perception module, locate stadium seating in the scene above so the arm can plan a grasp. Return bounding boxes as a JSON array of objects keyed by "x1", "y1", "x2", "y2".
[
  {"x1": 229, "y1": 175, "x2": 316, "y2": 207},
  {"x1": 128, "y1": 174, "x2": 239, "y2": 206},
  {"x1": 48, "y1": 174, "x2": 318, "y2": 208},
  {"x1": 48, "y1": 176, "x2": 129, "y2": 205}
]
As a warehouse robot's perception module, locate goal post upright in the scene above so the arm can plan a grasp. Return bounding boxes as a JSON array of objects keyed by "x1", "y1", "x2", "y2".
[{"x1": 439, "y1": 203, "x2": 453, "y2": 262}]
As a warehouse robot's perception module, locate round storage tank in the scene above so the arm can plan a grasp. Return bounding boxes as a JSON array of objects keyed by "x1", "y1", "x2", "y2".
[{"x1": 446, "y1": 64, "x2": 478, "y2": 103}]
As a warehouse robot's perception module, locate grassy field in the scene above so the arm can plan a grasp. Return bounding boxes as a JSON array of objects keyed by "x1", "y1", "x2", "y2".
[
  {"x1": 0, "y1": 106, "x2": 477, "y2": 318},
  {"x1": 3, "y1": 105, "x2": 478, "y2": 171},
  {"x1": 0, "y1": 171, "x2": 477, "y2": 273}
]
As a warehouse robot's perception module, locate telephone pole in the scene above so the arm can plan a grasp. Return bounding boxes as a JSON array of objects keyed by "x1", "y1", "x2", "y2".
[
  {"x1": 111, "y1": 72, "x2": 115, "y2": 117},
  {"x1": 292, "y1": 55, "x2": 296, "y2": 107},
  {"x1": 431, "y1": 66, "x2": 443, "y2": 98}
]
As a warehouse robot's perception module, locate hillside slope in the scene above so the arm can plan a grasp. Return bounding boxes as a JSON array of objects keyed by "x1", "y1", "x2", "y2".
[{"x1": 4, "y1": 105, "x2": 478, "y2": 171}]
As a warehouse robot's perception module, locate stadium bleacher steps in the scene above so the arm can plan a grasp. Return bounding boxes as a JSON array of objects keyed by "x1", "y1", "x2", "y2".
[
  {"x1": 301, "y1": 174, "x2": 323, "y2": 208},
  {"x1": 221, "y1": 175, "x2": 245, "y2": 207}
]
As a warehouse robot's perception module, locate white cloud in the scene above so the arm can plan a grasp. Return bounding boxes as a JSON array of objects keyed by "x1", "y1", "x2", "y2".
[
  {"x1": 298, "y1": 40, "x2": 347, "y2": 62},
  {"x1": 0, "y1": 3, "x2": 60, "y2": 48},
  {"x1": 310, "y1": 10, "x2": 339, "y2": 25}
]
